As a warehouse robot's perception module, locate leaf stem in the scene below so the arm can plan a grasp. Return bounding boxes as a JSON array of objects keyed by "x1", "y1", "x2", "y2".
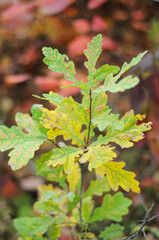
[
  {"x1": 79, "y1": 89, "x2": 92, "y2": 238},
  {"x1": 86, "y1": 89, "x2": 92, "y2": 146},
  {"x1": 49, "y1": 139, "x2": 60, "y2": 148},
  {"x1": 79, "y1": 163, "x2": 83, "y2": 225}
]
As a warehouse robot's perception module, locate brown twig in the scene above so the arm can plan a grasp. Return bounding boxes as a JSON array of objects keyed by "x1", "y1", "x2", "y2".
[
  {"x1": 137, "y1": 193, "x2": 149, "y2": 213},
  {"x1": 49, "y1": 139, "x2": 60, "y2": 148},
  {"x1": 123, "y1": 203, "x2": 159, "y2": 240}
]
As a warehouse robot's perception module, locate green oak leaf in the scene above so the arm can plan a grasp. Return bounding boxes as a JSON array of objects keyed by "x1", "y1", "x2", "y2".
[
  {"x1": 0, "y1": 112, "x2": 47, "y2": 170},
  {"x1": 94, "y1": 51, "x2": 147, "y2": 93},
  {"x1": 33, "y1": 91, "x2": 65, "y2": 105},
  {"x1": 31, "y1": 104, "x2": 48, "y2": 134},
  {"x1": 90, "y1": 192, "x2": 132, "y2": 222},
  {"x1": 36, "y1": 152, "x2": 67, "y2": 190},
  {"x1": 92, "y1": 108, "x2": 124, "y2": 132},
  {"x1": 84, "y1": 34, "x2": 103, "y2": 88},
  {"x1": 35, "y1": 188, "x2": 74, "y2": 215},
  {"x1": 84, "y1": 176, "x2": 110, "y2": 197},
  {"x1": 99, "y1": 223, "x2": 124, "y2": 240},
  {"x1": 92, "y1": 110, "x2": 152, "y2": 148},
  {"x1": 91, "y1": 92, "x2": 108, "y2": 120},
  {"x1": 13, "y1": 216, "x2": 54, "y2": 238},
  {"x1": 42, "y1": 47, "x2": 84, "y2": 88},
  {"x1": 92, "y1": 64, "x2": 120, "y2": 88},
  {"x1": 47, "y1": 146, "x2": 83, "y2": 173}
]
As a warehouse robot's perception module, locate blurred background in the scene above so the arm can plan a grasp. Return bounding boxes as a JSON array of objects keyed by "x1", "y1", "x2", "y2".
[{"x1": 0, "y1": 0, "x2": 159, "y2": 239}]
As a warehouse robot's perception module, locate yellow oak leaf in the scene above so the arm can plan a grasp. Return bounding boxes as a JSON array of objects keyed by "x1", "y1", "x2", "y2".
[
  {"x1": 56, "y1": 96, "x2": 89, "y2": 126},
  {"x1": 67, "y1": 162, "x2": 81, "y2": 192},
  {"x1": 42, "y1": 108, "x2": 85, "y2": 146},
  {"x1": 80, "y1": 145, "x2": 116, "y2": 171},
  {"x1": 96, "y1": 161, "x2": 140, "y2": 193}
]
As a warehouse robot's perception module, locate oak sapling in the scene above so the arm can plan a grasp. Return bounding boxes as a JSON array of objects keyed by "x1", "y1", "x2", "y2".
[{"x1": 0, "y1": 34, "x2": 152, "y2": 239}]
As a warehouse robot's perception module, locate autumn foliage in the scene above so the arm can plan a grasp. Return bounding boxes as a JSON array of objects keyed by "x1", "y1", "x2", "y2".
[{"x1": 0, "y1": 34, "x2": 152, "y2": 239}]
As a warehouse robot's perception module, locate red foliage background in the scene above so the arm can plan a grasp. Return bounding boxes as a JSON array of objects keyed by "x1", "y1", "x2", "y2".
[{"x1": 0, "y1": 0, "x2": 159, "y2": 239}]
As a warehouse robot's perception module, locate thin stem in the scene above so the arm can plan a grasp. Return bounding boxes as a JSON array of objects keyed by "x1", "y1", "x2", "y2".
[
  {"x1": 142, "y1": 227, "x2": 148, "y2": 240},
  {"x1": 124, "y1": 203, "x2": 154, "y2": 240},
  {"x1": 49, "y1": 139, "x2": 60, "y2": 148},
  {"x1": 79, "y1": 89, "x2": 92, "y2": 238},
  {"x1": 86, "y1": 89, "x2": 92, "y2": 147},
  {"x1": 79, "y1": 163, "x2": 83, "y2": 225},
  {"x1": 137, "y1": 193, "x2": 149, "y2": 213}
]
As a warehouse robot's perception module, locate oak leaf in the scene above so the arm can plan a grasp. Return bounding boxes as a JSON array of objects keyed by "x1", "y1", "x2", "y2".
[
  {"x1": 96, "y1": 161, "x2": 140, "y2": 193},
  {"x1": 80, "y1": 145, "x2": 116, "y2": 171},
  {"x1": 90, "y1": 192, "x2": 131, "y2": 222},
  {"x1": 47, "y1": 146, "x2": 83, "y2": 173}
]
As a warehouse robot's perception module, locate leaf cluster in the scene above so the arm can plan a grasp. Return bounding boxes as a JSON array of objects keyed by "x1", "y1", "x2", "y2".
[{"x1": 0, "y1": 34, "x2": 152, "y2": 239}]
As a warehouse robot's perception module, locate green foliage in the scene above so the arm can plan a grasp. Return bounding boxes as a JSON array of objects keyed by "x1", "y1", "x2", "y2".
[
  {"x1": 47, "y1": 146, "x2": 83, "y2": 173},
  {"x1": 36, "y1": 153, "x2": 67, "y2": 189},
  {"x1": 99, "y1": 223, "x2": 124, "y2": 240},
  {"x1": 0, "y1": 112, "x2": 47, "y2": 170},
  {"x1": 72, "y1": 196, "x2": 94, "y2": 223},
  {"x1": 93, "y1": 64, "x2": 120, "y2": 81},
  {"x1": 91, "y1": 92, "x2": 108, "y2": 120},
  {"x1": 92, "y1": 108, "x2": 123, "y2": 132},
  {"x1": 92, "y1": 110, "x2": 151, "y2": 148},
  {"x1": 13, "y1": 216, "x2": 54, "y2": 239},
  {"x1": 0, "y1": 34, "x2": 152, "y2": 239},
  {"x1": 94, "y1": 51, "x2": 147, "y2": 93},
  {"x1": 42, "y1": 47, "x2": 84, "y2": 88},
  {"x1": 84, "y1": 176, "x2": 110, "y2": 197},
  {"x1": 34, "y1": 91, "x2": 64, "y2": 105},
  {"x1": 90, "y1": 192, "x2": 132, "y2": 222},
  {"x1": 84, "y1": 33, "x2": 103, "y2": 88}
]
